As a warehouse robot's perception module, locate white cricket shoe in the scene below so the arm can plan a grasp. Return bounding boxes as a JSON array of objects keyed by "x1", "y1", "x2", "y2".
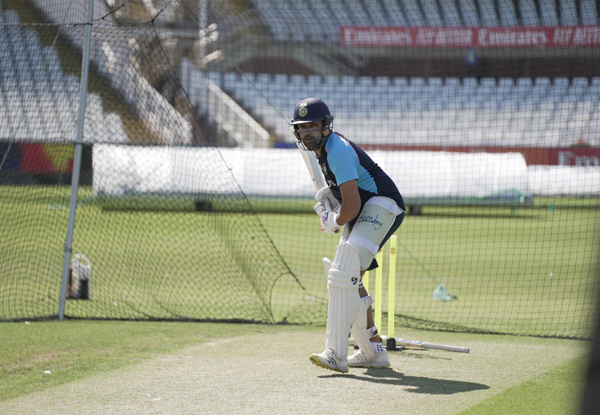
[
  {"x1": 309, "y1": 348, "x2": 348, "y2": 373},
  {"x1": 348, "y1": 348, "x2": 390, "y2": 368}
]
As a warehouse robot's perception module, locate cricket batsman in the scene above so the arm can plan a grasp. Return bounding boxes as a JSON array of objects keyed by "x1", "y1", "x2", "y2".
[{"x1": 291, "y1": 98, "x2": 406, "y2": 373}]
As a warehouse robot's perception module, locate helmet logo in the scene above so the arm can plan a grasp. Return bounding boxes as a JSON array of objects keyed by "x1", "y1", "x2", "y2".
[{"x1": 299, "y1": 106, "x2": 308, "y2": 117}]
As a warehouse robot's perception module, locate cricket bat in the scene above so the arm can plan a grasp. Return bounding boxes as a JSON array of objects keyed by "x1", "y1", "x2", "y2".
[
  {"x1": 296, "y1": 142, "x2": 327, "y2": 191},
  {"x1": 297, "y1": 142, "x2": 340, "y2": 225},
  {"x1": 381, "y1": 335, "x2": 470, "y2": 353}
]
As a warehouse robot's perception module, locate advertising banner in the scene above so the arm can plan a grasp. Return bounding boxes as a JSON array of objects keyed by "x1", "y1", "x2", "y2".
[{"x1": 340, "y1": 26, "x2": 600, "y2": 48}]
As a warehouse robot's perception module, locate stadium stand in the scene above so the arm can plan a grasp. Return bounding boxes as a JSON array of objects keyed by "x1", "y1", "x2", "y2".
[
  {"x1": 519, "y1": 0, "x2": 541, "y2": 25},
  {"x1": 458, "y1": 0, "x2": 480, "y2": 26},
  {"x1": 250, "y1": 0, "x2": 600, "y2": 42},
  {"x1": 439, "y1": 0, "x2": 463, "y2": 26},
  {"x1": 581, "y1": 0, "x2": 599, "y2": 25},
  {"x1": 539, "y1": 0, "x2": 560, "y2": 26},
  {"x1": 179, "y1": 0, "x2": 594, "y2": 148},
  {"x1": 191, "y1": 72, "x2": 600, "y2": 148},
  {"x1": 0, "y1": 7, "x2": 128, "y2": 143}
]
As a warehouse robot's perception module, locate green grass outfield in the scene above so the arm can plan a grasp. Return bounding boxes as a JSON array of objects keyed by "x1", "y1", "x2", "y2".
[
  {"x1": 1, "y1": 185, "x2": 599, "y2": 338},
  {"x1": 0, "y1": 321, "x2": 591, "y2": 414}
]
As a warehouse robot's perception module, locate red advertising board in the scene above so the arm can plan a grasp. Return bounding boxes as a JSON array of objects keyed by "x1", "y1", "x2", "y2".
[
  {"x1": 549, "y1": 148, "x2": 600, "y2": 166},
  {"x1": 360, "y1": 145, "x2": 600, "y2": 166},
  {"x1": 340, "y1": 26, "x2": 600, "y2": 48}
]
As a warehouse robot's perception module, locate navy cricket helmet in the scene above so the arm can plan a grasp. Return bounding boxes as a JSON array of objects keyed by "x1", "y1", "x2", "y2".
[{"x1": 290, "y1": 98, "x2": 334, "y2": 151}]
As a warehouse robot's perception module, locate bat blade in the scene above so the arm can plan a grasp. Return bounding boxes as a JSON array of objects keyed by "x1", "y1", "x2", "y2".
[
  {"x1": 296, "y1": 142, "x2": 326, "y2": 191},
  {"x1": 383, "y1": 336, "x2": 470, "y2": 353}
]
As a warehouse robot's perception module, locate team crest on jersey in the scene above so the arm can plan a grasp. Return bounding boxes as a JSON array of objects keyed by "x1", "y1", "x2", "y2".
[{"x1": 321, "y1": 164, "x2": 328, "y2": 176}]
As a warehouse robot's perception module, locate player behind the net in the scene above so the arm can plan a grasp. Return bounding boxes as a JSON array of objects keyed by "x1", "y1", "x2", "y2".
[{"x1": 291, "y1": 98, "x2": 406, "y2": 373}]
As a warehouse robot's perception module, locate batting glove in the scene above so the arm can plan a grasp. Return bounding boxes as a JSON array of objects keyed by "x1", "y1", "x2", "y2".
[
  {"x1": 313, "y1": 202, "x2": 340, "y2": 234},
  {"x1": 319, "y1": 209, "x2": 339, "y2": 234},
  {"x1": 313, "y1": 202, "x2": 326, "y2": 216},
  {"x1": 315, "y1": 186, "x2": 341, "y2": 213}
]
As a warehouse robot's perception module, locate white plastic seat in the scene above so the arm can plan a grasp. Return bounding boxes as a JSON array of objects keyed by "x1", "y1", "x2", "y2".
[
  {"x1": 480, "y1": 77, "x2": 496, "y2": 88},
  {"x1": 547, "y1": 78, "x2": 569, "y2": 101},
  {"x1": 410, "y1": 77, "x2": 426, "y2": 86},
  {"x1": 519, "y1": 0, "x2": 540, "y2": 25},
  {"x1": 345, "y1": 0, "x2": 372, "y2": 25},
  {"x1": 554, "y1": 77, "x2": 571, "y2": 89},
  {"x1": 288, "y1": 74, "x2": 304, "y2": 87},
  {"x1": 569, "y1": 78, "x2": 589, "y2": 101},
  {"x1": 498, "y1": 0, "x2": 518, "y2": 26},
  {"x1": 559, "y1": 0, "x2": 579, "y2": 25},
  {"x1": 207, "y1": 71, "x2": 221, "y2": 85},
  {"x1": 514, "y1": 81, "x2": 533, "y2": 100},
  {"x1": 305, "y1": 75, "x2": 320, "y2": 87},
  {"x1": 542, "y1": 129, "x2": 561, "y2": 146},
  {"x1": 479, "y1": 78, "x2": 496, "y2": 97},
  {"x1": 444, "y1": 77, "x2": 461, "y2": 89},
  {"x1": 375, "y1": 76, "x2": 390, "y2": 87},
  {"x1": 516, "y1": 78, "x2": 533, "y2": 87},
  {"x1": 535, "y1": 77, "x2": 551, "y2": 89},
  {"x1": 274, "y1": 73, "x2": 288, "y2": 85},
  {"x1": 478, "y1": 0, "x2": 500, "y2": 26},
  {"x1": 496, "y1": 78, "x2": 513, "y2": 100},
  {"x1": 571, "y1": 77, "x2": 589, "y2": 88},
  {"x1": 439, "y1": 0, "x2": 462, "y2": 26},
  {"x1": 577, "y1": 100, "x2": 595, "y2": 115},
  {"x1": 538, "y1": 101, "x2": 555, "y2": 113},
  {"x1": 458, "y1": 0, "x2": 480, "y2": 26},
  {"x1": 403, "y1": 0, "x2": 427, "y2": 26},
  {"x1": 356, "y1": 76, "x2": 372, "y2": 88},
  {"x1": 255, "y1": 73, "x2": 271, "y2": 88},
  {"x1": 589, "y1": 85, "x2": 600, "y2": 104},
  {"x1": 428, "y1": 77, "x2": 443, "y2": 88},
  {"x1": 539, "y1": 0, "x2": 559, "y2": 26},
  {"x1": 462, "y1": 77, "x2": 478, "y2": 90},
  {"x1": 581, "y1": 0, "x2": 599, "y2": 25},
  {"x1": 554, "y1": 101, "x2": 575, "y2": 121},
  {"x1": 420, "y1": 0, "x2": 444, "y2": 26},
  {"x1": 2, "y1": 9, "x2": 20, "y2": 23},
  {"x1": 393, "y1": 77, "x2": 409, "y2": 87},
  {"x1": 328, "y1": 0, "x2": 353, "y2": 26},
  {"x1": 323, "y1": 75, "x2": 339, "y2": 88},
  {"x1": 367, "y1": 0, "x2": 390, "y2": 25},
  {"x1": 381, "y1": 0, "x2": 409, "y2": 26},
  {"x1": 341, "y1": 76, "x2": 355, "y2": 88},
  {"x1": 255, "y1": 8, "x2": 288, "y2": 42}
]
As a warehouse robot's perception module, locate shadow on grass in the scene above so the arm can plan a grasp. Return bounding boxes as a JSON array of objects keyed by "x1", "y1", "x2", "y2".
[{"x1": 319, "y1": 367, "x2": 489, "y2": 395}]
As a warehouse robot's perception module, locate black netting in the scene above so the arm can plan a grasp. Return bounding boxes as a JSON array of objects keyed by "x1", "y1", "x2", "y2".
[{"x1": 0, "y1": 0, "x2": 598, "y2": 339}]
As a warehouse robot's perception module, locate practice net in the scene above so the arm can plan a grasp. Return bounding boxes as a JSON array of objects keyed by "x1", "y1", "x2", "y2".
[{"x1": 0, "y1": 0, "x2": 598, "y2": 339}]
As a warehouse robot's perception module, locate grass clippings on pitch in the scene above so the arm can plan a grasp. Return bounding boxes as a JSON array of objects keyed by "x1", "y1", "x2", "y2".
[{"x1": 0, "y1": 325, "x2": 588, "y2": 415}]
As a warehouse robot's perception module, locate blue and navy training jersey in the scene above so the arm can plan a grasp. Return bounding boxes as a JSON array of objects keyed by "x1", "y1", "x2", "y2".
[{"x1": 317, "y1": 132, "x2": 405, "y2": 212}]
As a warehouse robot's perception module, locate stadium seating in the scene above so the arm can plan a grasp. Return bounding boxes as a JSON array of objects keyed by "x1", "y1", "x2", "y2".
[
  {"x1": 203, "y1": 72, "x2": 600, "y2": 148},
  {"x1": 196, "y1": 0, "x2": 600, "y2": 148},
  {"x1": 250, "y1": 0, "x2": 600, "y2": 42},
  {"x1": 0, "y1": 8, "x2": 128, "y2": 143}
]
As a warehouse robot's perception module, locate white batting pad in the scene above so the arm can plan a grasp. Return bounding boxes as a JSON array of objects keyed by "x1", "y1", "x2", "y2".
[
  {"x1": 322, "y1": 257, "x2": 332, "y2": 276},
  {"x1": 351, "y1": 294, "x2": 376, "y2": 360},
  {"x1": 325, "y1": 242, "x2": 362, "y2": 361},
  {"x1": 348, "y1": 196, "x2": 401, "y2": 270}
]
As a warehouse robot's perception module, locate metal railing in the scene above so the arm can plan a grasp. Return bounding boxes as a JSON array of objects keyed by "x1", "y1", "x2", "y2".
[{"x1": 205, "y1": 80, "x2": 270, "y2": 148}]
